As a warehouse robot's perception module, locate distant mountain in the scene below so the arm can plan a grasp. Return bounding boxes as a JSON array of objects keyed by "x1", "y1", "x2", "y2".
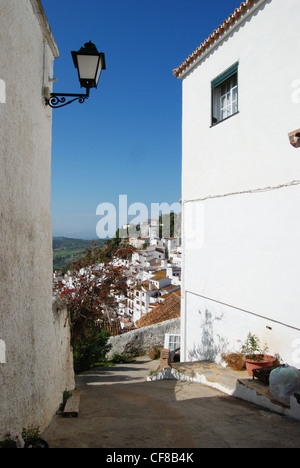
[{"x1": 53, "y1": 236, "x2": 105, "y2": 272}]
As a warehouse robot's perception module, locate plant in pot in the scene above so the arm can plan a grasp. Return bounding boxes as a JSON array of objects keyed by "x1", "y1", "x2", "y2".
[
  {"x1": 0, "y1": 430, "x2": 25, "y2": 448},
  {"x1": 221, "y1": 352, "x2": 245, "y2": 371},
  {"x1": 21, "y1": 425, "x2": 49, "y2": 449},
  {"x1": 0, "y1": 426, "x2": 49, "y2": 449},
  {"x1": 240, "y1": 332, "x2": 276, "y2": 377}
]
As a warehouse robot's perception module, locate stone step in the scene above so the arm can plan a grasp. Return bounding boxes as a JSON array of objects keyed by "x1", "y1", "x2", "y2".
[{"x1": 63, "y1": 390, "x2": 80, "y2": 418}]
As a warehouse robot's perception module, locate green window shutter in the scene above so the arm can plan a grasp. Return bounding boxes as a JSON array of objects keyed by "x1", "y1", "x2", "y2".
[{"x1": 211, "y1": 62, "x2": 238, "y2": 89}]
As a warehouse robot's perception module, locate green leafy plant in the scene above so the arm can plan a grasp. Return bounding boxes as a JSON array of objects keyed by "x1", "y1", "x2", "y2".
[
  {"x1": 110, "y1": 353, "x2": 131, "y2": 363},
  {"x1": 21, "y1": 425, "x2": 41, "y2": 448},
  {"x1": 59, "y1": 390, "x2": 72, "y2": 411},
  {"x1": 21, "y1": 425, "x2": 49, "y2": 448},
  {"x1": 0, "y1": 426, "x2": 48, "y2": 449},
  {"x1": 73, "y1": 325, "x2": 112, "y2": 373},
  {"x1": 240, "y1": 333, "x2": 269, "y2": 361},
  {"x1": 91, "y1": 361, "x2": 116, "y2": 368}
]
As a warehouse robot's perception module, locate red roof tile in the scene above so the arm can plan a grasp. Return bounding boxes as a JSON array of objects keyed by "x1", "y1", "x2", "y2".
[
  {"x1": 136, "y1": 293, "x2": 180, "y2": 328},
  {"x1": 151, "y1": 269, "x2": 167, "y2": 281},
  {"x1": 173, "y1": 0, "x2": 260, "y2": 78}
]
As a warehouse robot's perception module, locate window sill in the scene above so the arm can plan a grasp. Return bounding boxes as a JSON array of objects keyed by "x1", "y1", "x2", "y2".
[{"x1": 210, "y1": 111, "x2": 239, "y2": 128}]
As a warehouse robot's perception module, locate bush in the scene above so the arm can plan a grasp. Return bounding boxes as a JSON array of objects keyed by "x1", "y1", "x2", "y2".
[
  {"x1": 21, "y1": 425, "x2": 42, "y2": 448},
  {"x1": 110, "y1": 353, "x2": 131, "y2": 363},
  {"x1": 73, "y1": 325, "x2": 111, "y2": 373}
]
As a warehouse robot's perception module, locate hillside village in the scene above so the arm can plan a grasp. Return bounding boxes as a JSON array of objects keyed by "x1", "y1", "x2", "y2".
[
  {"x1": 3, "y1": 0, "x2": 300, "y2": 447},
  {"x1": 53, "y1": 218, "x2": 181, "y2": 333}
]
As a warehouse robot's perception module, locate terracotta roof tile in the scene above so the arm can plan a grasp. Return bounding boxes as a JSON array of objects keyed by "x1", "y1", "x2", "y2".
[
  {"x1": 136, "y1": 293, "x2": 180, "y2": 328},
  {"x1": 173, "y1": 0, "x2": 260, "y2": 78},
  {"x1": 141, "y1": 281, "x2": 158, "y2": 291},
  {"x1": 151, "y1": 269, "x2": 167, "y2": 281}
]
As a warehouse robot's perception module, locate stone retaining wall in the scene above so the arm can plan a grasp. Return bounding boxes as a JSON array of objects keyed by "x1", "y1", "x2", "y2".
[{"x1": 106, "y1": 318, "x2": 180, "y2": 359}]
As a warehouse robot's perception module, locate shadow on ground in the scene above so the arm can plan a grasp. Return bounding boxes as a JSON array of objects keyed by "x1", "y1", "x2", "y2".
[{"x1": 43, "y1": 357, "x2": 300, "y2": 448}]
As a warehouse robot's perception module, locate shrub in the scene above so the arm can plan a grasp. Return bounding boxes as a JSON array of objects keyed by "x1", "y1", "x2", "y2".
[
  {"x1": 73, "y1": 325, "x2": 111, "y2": 373},
  {"x1": 240, "y1": 332, "x2": 269, "y2": 360},
  {"x1": 21, "y1": 425, "x2": 42, "y2": 448},
  {"x1": 110, "y1": 353, "x2": 131, "y2": 363}
]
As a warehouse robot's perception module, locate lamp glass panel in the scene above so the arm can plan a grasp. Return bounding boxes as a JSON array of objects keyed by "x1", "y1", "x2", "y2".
[
  {"x1": 95, "y1": 56, "x2": 104, "y2": 86},
  {"x1": 77, "y1": 55, "x2": 99, "y2": 80}
]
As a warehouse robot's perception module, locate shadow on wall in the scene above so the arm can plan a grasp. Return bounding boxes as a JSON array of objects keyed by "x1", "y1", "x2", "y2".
[{"x1": 188, "y1": 308, "x2": 228, "y2": 362}]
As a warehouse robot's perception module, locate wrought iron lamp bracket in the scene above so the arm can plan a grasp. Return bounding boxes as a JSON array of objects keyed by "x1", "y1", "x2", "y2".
[{"x1": 46, "y1": 88, "x2": 90, "y2": 109}]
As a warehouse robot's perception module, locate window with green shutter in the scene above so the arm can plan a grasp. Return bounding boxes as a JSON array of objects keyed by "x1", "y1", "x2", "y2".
[{"x1": 211, "y1": 62, "x2": 239, "y2": 125}]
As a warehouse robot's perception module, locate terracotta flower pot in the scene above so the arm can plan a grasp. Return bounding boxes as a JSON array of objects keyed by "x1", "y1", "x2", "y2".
[{"x1": 243, "y1": 354, "x2": 277, "y2": 377}]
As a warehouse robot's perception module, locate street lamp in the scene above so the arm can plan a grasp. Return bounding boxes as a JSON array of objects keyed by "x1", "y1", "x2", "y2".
[{"x1": 46, "y1": 41, "x2": 106, "y2": 109}]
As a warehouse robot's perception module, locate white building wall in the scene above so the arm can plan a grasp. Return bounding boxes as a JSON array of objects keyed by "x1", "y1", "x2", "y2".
[
  {"x1": 183, "y1": 186, "x2": 300, "y2": 364},
  {"x1": 182, "y1": 0, "x2": 300, "y2": 202},
  {"x1": 180, "y1": 0, "x2": 300, "y2": 365},
  {"x1": 0, "y1": 0, "x2": 74, "y2": 434}
]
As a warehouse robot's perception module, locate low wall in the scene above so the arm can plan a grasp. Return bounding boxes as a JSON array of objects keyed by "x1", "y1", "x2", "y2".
[{"x1": 106, "y1": 318, "x2": 180, "y2": 359}]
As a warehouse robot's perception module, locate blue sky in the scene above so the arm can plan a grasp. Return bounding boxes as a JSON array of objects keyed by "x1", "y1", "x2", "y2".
[{"x1": 43, "y1": 0, "x2": 240, "y2": 239}]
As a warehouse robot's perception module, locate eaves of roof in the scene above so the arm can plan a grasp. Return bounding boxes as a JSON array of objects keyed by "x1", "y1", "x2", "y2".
[
  {"x1": 173, "y1": 0, "x2": 265, "y2": 79},
  {"x1": 30, "y1": 0, "x2": 59, "y2": 58}
]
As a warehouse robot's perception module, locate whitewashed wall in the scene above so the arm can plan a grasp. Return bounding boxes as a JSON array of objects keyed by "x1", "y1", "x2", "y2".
[
  {"x1": 0, "y1": 0, "x2": 74, "y2": 434},
  {"x1": 180, "y1": 0, "x2": 300, "y2": 364}
]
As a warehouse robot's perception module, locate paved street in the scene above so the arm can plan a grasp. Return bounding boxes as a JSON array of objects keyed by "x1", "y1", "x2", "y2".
[{"x1": 43, "y1": 357, "x2": 300, "y2": 449}]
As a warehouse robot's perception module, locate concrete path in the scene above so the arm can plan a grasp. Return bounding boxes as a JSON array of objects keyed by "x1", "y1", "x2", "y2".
[{"x1": 43, "y1": 356, "x2": 300, "y2": 449}]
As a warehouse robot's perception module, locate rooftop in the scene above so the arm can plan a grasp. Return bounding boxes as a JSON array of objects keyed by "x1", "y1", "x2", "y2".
[
  {"x1": 173, "y1": 0, "x2": 261, "y2": 78},
  {"x1": 136, "y1": 293, "x2": 180, "y2": 328},
  {"x1": 31, "y1": 0, "x2": 59, "y2": 58},
  {"x1": 151, "y1": 269, "x2": 167, "y2": 281}
]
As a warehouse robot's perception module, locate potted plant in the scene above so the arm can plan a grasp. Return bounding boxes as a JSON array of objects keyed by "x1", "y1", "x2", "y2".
[
  {"x1": 221, "y1": 352, "x2": 245, "y2": 371},
  {"x1": 21, "y1": 425, "x2": 49, "y2": 449},
  {"x1": 0, "y1": 426, "x2": 49, "y2": 449},
  {"x1": 0, "y1": 430, "x2": 25, "y2": 448},
  {"x1": 240, "y1": 333, "x2": 276, "y2": 377}
]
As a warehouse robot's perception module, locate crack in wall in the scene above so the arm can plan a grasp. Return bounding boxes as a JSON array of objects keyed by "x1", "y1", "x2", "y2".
[{"x1": 183, "y1": 180, "x2": 300, "y2": 205}]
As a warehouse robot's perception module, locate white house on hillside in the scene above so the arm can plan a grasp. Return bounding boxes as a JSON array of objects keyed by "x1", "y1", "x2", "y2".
[
  {"x1": 175, "y1": 0, "x2": 300, "y2": 365},
  {"x1": 132, "y1": 245, "x2": 165, "y2": 268},
  {"x1": 140, "y1": 218, "x2": 160, "y2": 238},
  {"x1": 162, "y1": 237, "x2": 180, "y2": 256},
  {"x1": 124, "y1": 266, "x2": 181, "y2": 324}
]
